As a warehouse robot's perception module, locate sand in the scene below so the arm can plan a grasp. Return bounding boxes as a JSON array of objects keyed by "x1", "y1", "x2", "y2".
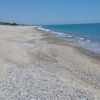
[{"x1": 0, "y1": 25, "x2": 100, "y2": 100}]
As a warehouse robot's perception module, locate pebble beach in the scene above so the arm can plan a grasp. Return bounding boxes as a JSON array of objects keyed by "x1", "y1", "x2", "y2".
[{"x1": 0, "y1": 25, "x2": 100, "y2": 100}]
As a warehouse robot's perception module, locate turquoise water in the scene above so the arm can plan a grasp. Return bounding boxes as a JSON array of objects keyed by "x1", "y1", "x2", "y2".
[{"x1": 39, "y1": 23, "x2": 100, "y2": 53}]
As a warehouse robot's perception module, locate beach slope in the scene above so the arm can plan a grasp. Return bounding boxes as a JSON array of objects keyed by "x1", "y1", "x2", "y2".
[{"x1": 0, "y1": 25, "x2": 100, "y2": 100}]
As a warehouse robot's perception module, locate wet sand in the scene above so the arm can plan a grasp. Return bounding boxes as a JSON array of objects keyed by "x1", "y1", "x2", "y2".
[{"x1": 0, "y1": 25, "x2": 100, "y2": 100}]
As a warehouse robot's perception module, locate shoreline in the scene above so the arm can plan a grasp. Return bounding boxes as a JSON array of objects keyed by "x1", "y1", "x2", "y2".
[
  {"x1": 38, "y1": 25, "x2": 100, "y2": 55},
  {"x1": 36, "y1": 27, "x2": 100, "y2": 64},
  {"x1": 0, "y1": 25, "x2": 100, "y2": 99}
]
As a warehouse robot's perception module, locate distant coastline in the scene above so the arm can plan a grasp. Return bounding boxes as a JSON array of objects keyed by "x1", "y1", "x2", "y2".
[{"x1": 0, "y1": 21, "x2": 29, "y2": 26}]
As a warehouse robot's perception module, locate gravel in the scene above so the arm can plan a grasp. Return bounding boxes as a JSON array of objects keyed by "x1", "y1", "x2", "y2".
[{"x1": 0, "y1": 64, "x2": 94, "y2": 100}]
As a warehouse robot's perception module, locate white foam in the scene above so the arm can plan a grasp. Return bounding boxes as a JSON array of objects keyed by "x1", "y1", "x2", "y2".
[
  {"x1": 66, "y1": 35, "x2": 73, "y2": 38},
  {"x1": 82, "y1": 42, "x2": 100, "y2": 54},
  {"x1": 85, "y1": 40, "x2": 91, "y2": 43},
  {"x1": 75, "y1": 37, "x2": 84, "y2": 41},
  {"x1": 79, "y1": 38, "x2": 84, "y2": 40},
  {"x1": 57, "y1": 32, "x2": 66, "y2": 36},
  {"x1": 52, "y1": 31, "x2": 67, "y2": 36},
  {"x1": 38, "y1": 27, "x2": 51, "y2": 32}
]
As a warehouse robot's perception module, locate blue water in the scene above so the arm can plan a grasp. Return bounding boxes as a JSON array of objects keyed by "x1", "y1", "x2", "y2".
[{"x1": 39, "y1": 23, "x2": 100, "y2": 53}]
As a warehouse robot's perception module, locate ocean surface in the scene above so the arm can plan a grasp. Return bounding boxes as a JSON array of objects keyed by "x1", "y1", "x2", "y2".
[{"x1": 39, "y1": 23, "x2": 100, "y2": 54}]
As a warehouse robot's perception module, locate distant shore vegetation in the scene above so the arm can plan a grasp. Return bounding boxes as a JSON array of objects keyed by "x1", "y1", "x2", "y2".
[{"x1": 0, "y1": 21, "x2": 26, "y2": 26}]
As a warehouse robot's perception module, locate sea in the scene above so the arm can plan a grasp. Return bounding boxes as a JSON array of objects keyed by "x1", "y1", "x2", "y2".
[{"x1": 38, "y1": 23, "x2": 100, "y2": 54}]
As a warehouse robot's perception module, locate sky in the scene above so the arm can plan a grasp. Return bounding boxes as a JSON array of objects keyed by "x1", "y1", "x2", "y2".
[{"x1": 0, "y1": 0, "x2": 100, "y2": 25}]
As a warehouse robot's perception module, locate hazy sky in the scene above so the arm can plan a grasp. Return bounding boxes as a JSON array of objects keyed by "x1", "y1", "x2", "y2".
[{"x1": 0, "y1": 0, "x2": 100, "y2": 24}]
